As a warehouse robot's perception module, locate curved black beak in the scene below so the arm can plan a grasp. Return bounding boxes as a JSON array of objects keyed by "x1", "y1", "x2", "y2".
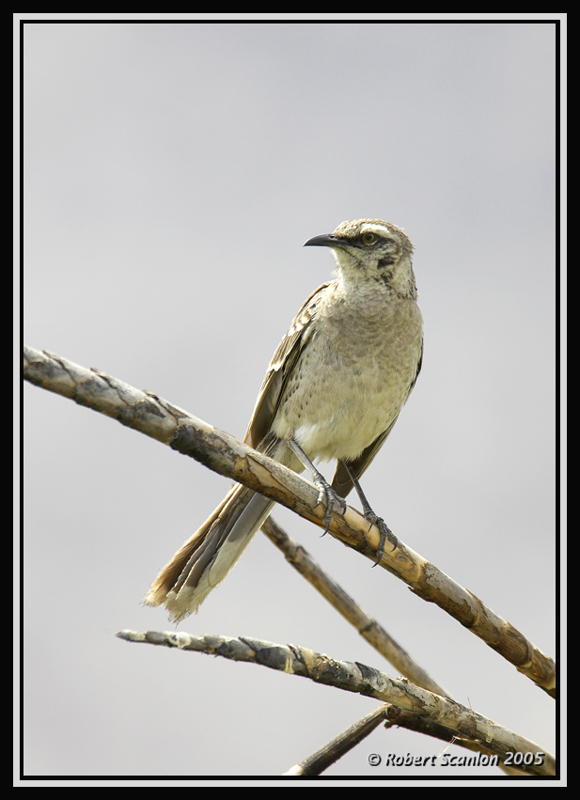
[{"x1": 303, "y1": 233, "x2": 347, "y2": 249}]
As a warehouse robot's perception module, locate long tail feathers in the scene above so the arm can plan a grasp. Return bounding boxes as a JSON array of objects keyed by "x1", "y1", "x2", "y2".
[{"x1": 144, "y1": 485, "x2": 274, "y2": 622}]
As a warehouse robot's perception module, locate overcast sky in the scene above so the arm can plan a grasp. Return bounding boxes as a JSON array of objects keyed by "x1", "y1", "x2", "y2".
[{"x1": 20, "y1": 15, "x2": 561, "y2": 785}]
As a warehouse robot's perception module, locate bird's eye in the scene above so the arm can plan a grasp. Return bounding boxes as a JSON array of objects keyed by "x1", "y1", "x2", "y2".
[{"x1": 362, "y1": 232, "x2": 376, "y2": 245}]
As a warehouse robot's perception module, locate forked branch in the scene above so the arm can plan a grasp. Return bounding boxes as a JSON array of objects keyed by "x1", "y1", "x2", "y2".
[
  {"x1": 116, "y1": 629, "x2": 555, "y2": 777},
  {"x1": 23, "y1": 346, "x2": 555, "y2": 697}
]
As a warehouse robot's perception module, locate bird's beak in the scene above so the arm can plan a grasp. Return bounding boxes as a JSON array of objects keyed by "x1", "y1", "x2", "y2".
[{"x1": 303, "y1": 233, "x2": 347, "y2": 250}]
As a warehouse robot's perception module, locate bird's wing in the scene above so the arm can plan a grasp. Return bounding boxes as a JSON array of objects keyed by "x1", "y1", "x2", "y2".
[{"x1": 243, "y1": 281, "x2": 334, "y2": 451}]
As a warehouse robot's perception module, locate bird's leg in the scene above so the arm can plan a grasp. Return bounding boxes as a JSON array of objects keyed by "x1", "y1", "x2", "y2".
[
  {"x1": 287, "y1": 439, "x2": 346, "y2": 534},
  {"x1": 343, "y1": 463, "x2": 398, "y2": 565}
]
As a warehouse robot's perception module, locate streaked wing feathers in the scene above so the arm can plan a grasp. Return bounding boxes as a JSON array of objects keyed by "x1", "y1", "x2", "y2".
[{"x1": 244, "y1": 281, "x2": 333, "y2": 450}]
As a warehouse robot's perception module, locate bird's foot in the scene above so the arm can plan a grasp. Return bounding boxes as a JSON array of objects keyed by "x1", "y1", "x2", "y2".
[
  {"x1": 362, "y1": 511, "x2": 398, "y2": 566},
  {"x1": 287, "y1": 438, "x2": 346, "y2": 535},
  {"x1": 341, "y1": 463, "x2": 398, "y2": 565},
  {"x1": 313, "y1": 475, "x2": 347, "y2": 535}
]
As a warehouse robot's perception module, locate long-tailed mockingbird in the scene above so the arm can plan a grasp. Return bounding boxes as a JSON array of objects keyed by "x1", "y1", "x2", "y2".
[{"x1": 145, "y1": 219, "x2": 424, "y2": 622}]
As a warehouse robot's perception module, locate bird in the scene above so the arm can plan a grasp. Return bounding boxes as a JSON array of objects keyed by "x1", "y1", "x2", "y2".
[{"x1": 144, "y1": 219, "x2": 424, "y2": 622}]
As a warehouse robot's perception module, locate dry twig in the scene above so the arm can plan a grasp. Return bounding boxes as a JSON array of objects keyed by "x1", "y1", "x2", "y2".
[
  {"x1": 283, "y1": 704, "x2": 389, "y2": 776},
  {"x1": 261, "y1": 516, "x2": 449, "y2": 697}
]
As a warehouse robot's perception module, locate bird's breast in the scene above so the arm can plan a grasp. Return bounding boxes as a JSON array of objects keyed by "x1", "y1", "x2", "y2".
[{"x1": 273, "y1": 292, "x2": 423, "y2": 463}]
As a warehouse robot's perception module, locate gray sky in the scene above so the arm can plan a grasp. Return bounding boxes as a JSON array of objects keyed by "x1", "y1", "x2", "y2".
[{"x1": 20, "y1": 15, "x2": 561, "y2": 784}]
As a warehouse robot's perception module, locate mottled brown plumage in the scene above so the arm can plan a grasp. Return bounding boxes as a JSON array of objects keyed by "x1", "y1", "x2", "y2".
[{"x1": 145, "y1": 219, "x2": 423, "y2": 621}]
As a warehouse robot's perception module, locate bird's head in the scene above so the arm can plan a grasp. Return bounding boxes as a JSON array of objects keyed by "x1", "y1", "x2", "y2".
[{"x1": 304, "y1": 219, "x2": 416, "y2": 298}]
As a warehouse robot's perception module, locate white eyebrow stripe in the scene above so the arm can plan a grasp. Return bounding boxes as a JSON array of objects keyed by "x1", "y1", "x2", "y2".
[{"x1": 359, "y1": 222, "x2": 392, "y2": 237}]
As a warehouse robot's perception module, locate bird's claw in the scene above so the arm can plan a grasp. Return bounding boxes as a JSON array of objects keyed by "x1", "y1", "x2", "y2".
[
  {"x1": 364, "y1": 513, "x2": 397, "y2": 566},
  {"x1": 314, "y1": 478, "x2": 347, "y2": 535}
]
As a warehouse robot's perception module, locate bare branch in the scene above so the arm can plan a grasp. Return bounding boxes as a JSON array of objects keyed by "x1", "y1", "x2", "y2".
[
  {"x1": 381, "y1": 707, "x2": 532, "y2": 777},
  {"x1": 24, "y1": 346, "x2": 556, "y2": 697},
  {"x1": 115, "y1": 629, "x2": 555, "y2": 777},
  {"x1": 284, "y1": 703, "x2": 530, "y2": 777},
  {"x1": 262, "y1": 516, "x2": 450, "y2": 698},
  {"x1": 283, "y1": 704, "x2": 388, "y2": 776}
]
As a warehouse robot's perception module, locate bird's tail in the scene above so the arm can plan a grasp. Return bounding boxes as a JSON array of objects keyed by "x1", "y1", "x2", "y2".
[{"x1": 144, "y1": 485, "x2": 274, "y2": 622}]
